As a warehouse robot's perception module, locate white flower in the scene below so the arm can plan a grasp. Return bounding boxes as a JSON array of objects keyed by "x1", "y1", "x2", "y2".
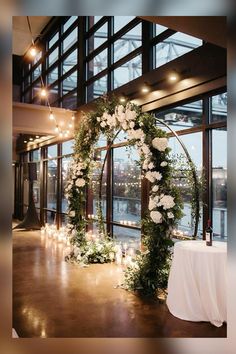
[
  {"x1": 97, "y1": 117, "x2": 101, "y2": 122},
  {"x1": 145, "y1": 171, "x2": 155, "y2": 182},
  {"x1": 152, "y1": 185, "x2": 159, "y2": 192},
  {"x1": 129, "y1": 121, "x2": 135, "y2": 129},
  {"x1": 152, "y1": 137, "x2": 168, "y2": 151},
  {"x1": 141, "y1": 144, "x2": 150, "y2": 156},
  {"x1": 142, "y1": 159, "x2": 150, "y2": 170},
  {"x1": 121, "y1": 121, "x2": 128, "y2": 130},
  {"x1": 148, "y1": 162, "x2": 154, "y2": 170},
  {"x1": 100, "y1": 121, "x2": 106, "y2": 128},
  {"x1": 158, "y1": 195, "x2": 175, "y2": 210},
  {"x1": 69, "y1": 210, "x2": 75, "y2": 217},
  {"x1": 125, "y1": 108, "x2": 136, "y2": 121},
  {"x1": 117, "y1": 112, "x2": 126, "y2": 123},
  {"x1": 127, "y1": 128, "x2": 145, "y2": 141},
  {"x1": 167, "y1": 212, "x2": 174, "y2": 219},
  {"x1": 153, "y1": 171, "x2": 162, "y2": 181},
  {"x1": 75, "y1": 178, "x2": 86, "y2": 188},
  {"x1": 145, "y1": 171, "x2": 162, "y2": 183},
  {"x1": 150, "y1": 211, "x2": 162, "y2": 224},
  {"x1": 160, "y1": 161, "x2": 168, "y2": 167},
  {"x1": 148, "y1": 198, "x2": 156, "y2": 210}
]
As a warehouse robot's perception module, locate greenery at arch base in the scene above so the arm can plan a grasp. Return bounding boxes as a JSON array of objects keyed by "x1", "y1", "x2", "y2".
[{"x1": 65, "y1": 96, "x2": 185, "y2": 296}]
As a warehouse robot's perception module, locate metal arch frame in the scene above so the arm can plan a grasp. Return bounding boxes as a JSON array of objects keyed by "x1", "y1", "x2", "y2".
[{"x1": 97, "y1": 120, "x2": 200, "y2": 240}]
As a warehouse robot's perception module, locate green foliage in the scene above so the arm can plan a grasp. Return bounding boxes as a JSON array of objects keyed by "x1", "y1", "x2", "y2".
[{"x1": 65, "y1": 96, "x2": 200, "y2": 296}]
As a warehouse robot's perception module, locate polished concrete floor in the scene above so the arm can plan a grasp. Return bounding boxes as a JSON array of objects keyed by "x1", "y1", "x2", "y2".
[{"x1": 13, "y1": 229, "x2": 227, "y2": 338}]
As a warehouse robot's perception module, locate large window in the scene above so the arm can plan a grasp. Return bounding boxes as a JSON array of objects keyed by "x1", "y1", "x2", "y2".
[{"x1": 21, "y1": 16, "x2": 204, "y2": 108}]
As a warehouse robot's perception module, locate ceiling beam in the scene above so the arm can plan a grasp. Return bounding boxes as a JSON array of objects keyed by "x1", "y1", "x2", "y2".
[{"x1": 139, "y1": 16, "x2": 226, "y2": 48}]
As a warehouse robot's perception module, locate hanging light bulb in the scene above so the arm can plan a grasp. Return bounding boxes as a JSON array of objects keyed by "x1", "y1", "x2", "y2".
[
  {"x1": 68, "y1": 123, "x2": 73, "y2": 129},
  {"x1": 59, "y1": 132, "x2": 63, "y2": 138},
  {"x1": 29, "y1": 46, "x2": 37, "y2": 57},
  {"x1": 55, "y1": 125, "x2": 59, "y2": 133},
  {"x1": 49, "y1": 111, "x2": 54, "y2": 120},
  {"x1": 40, "y1": 88, "x2": 47, "y2": 97},
  {"x1": 71, "y1": 114, "x2": 75, "y2": 121}
]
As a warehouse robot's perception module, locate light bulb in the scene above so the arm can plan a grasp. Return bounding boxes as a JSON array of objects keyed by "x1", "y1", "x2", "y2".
[
  {"x1": 169, "y1": 75, "x2": 177, "y2": 81},
  {"x1": 24, "y1": 140, "x2": 27, "y2": 143},
  {"x1": 40, "y1": 88, "x2": 47, "y2": 97},
  {"x1": 29, "y1": 46, "x2": 37, "y2": 57},
  {"x1": 68, "y1": 123, "x2": 73, "y2": 128},
  {"x1": 71, "y1": 114, "x2": 75, "y2": 121},
  {"x1": 141, "y1": 83, "x2": 150, "y2": 93},
  {"x1": 29, "y1": 137, "x2": 33, "y2": 141},
  {"x1": 59, "y1": 132, "x2": 63, "y2": 138},
  {"x1": 119, "y1": 96, "x2": 126, "y2": 103},
  {"x1": 35, "y1": 135, "x2": 39, "y2": 138},
  {"x1": 55, "y1": 126, "x2": 59, "y2": 133},
  {"x1": 49, "y1": 112, "x2": 54, "y2": 120}
]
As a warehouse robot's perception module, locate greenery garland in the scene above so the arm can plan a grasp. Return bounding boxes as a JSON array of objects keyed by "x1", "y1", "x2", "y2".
[{"x1": 65, "y1": 96, "x2": 185, "y2": 295}]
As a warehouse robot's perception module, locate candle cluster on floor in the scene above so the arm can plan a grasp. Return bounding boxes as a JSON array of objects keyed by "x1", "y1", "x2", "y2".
[
  {"x1": 41, "y1": 224, "x2": 137, "y2": 268},
  {"x1": 41, "y1": 224, "x2": 71, "y2": 246}
]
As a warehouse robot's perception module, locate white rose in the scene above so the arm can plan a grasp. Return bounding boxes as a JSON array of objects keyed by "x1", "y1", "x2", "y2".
[
  {"x1": 167, "y1": 212, "x2": 174, "y2": 219},
  {"x1": 158, "y1": 195, "x2": 175, "y2": 210},
  {"x1": 152, "y1": 185, "x2": 159, "y2": 192},
  {"x1": 148, "y1": 198, "x2": 156, "y2": 210},
  {"x1": 142, "y1": 159, "x2": 149, "y2": 170},
  {"x1": 97, "y1": 117, "x2": 101, "y2": 122},
  {"x1": 141, "y1": 144, "x2": 150, "y2": 156},
  {"x1": 153, "y1": 171, "x2": 162, "y2": 181},
  {"x1": 148, "y1": 162, "x2": 154, "y2": 170},
  {"x1": 75, "y1": 178, "x2": 86, "y2": 188},
  {"x1": 145, "y1": 171, "x2": 155, "y2": 183},
  {"x1": 160, "y1": 161, "x2": 168, "y2": 167},
  {"x1": 69, "y1": 210, "x2": 75, "y2": 217},
  {"x1": 150, "y1": 211, "x2": 162, "y2": 224},
  {"x1": 129, "y1": 121, "x2": 135, "y2": 129},
  {"x1": 152, "y1": 137, "x2": 168, "y2": 151},
  {"x1": 100, "y1": 121, "x2": 106, "y2": 128}
]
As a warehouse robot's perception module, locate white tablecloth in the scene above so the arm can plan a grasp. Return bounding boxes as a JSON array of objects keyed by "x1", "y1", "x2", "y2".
[{"x1": 166, "y1": 240, "x2": 227, "y2": 327}]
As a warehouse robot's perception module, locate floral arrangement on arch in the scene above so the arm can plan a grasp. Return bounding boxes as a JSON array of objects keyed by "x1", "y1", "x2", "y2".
[{"x1": 65, "y1": 96, "x2": 183, "y2": 296}]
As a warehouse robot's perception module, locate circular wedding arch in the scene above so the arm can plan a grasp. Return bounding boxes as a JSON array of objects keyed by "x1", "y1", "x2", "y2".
[
  {"x1": 97, "y1": 121, "x2": 200, "y2": 239},
  {"x1": 65, "y1": 97, "x2": 200, "y2": 295}
]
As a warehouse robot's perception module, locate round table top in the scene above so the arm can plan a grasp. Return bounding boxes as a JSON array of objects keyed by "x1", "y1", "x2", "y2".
[{"x1": 174, "y1": 240, "x2": 227, "y2": 254}]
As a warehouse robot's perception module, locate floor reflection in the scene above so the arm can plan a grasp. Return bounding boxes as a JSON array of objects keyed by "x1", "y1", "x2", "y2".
[{"x1": 13, "y1": 229, "x2": 227, "y2": 338}]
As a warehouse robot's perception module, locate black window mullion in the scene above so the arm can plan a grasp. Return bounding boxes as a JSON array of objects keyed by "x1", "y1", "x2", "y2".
[
  {"x1": 57, "y1": 143, "x2": 62, "y2": 228},
  {"x1": 107, "y1": 16, "x2": 112, "y2": 92},
  {"x1": 58, "y1": 21, "x2": 62, "y2": 106}
]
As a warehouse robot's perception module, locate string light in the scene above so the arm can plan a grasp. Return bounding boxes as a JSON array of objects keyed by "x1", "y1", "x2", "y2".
[
  {"x1": 29, "y1": 46, "x2": 37, "y2": 57},
  {"x1": 49, "y1": 111, "x2": 54, "y2": 120},
  {"x1": 26, "y1": 16, "x2": 75, "y2": 140},
  {"x1": 40, "y1": 88, "x2": 47, "y2": 97}
]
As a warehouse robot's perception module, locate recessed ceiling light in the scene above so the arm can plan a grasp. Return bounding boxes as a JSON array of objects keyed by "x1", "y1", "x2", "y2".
[
  {"x1": 24, "y1": 140, "x2": 27, "y2": 143},
  {"x1": 141, "y1": 83, "x2": 150, "y2": 93},
  {"x1": 169, "y1": 71, "x2": 179, "y2": 82},
  {"x1": 36, "y1": 135, "x2": 39, "y2": 138},
  {"x1": 29, "y1": 137, "x2": 33, "y2": 141},
  {"x1": 119, "y1": 95, "x2": 126, "y2": 103}
]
